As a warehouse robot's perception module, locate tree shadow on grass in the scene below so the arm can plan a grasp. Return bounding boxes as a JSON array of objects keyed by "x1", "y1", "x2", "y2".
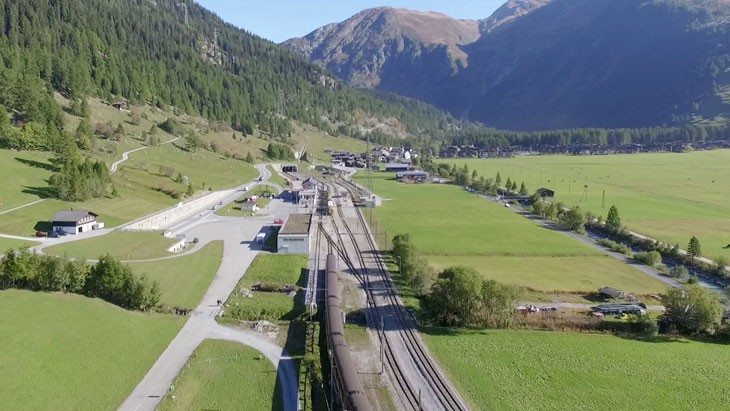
[
  {"x1": 15, "y1": 157, "x2": 59, "y2": 172},
  {"x1": 21, "y1": 185, "x2": 55, "y2": 199}
]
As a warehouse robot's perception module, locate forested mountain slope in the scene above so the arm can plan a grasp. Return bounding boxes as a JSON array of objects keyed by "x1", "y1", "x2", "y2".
[
  {"x1": 286, "y1": 0, "x2": 730, "y2": 131},
  {"x1": 0, "y1": 0, "x2": 464, "y2": 150}
]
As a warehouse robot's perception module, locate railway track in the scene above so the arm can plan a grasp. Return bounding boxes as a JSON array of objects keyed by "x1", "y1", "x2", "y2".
[{"x1": 323, "y1": 180, "x2": 469, "y2": 411}]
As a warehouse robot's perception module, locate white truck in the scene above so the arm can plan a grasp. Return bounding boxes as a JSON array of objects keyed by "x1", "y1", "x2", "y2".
[{"x1": 255, "y1": 232, "x2": 266, "y2": 244}]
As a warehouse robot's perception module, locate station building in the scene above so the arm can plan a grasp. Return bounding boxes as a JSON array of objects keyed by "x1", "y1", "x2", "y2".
[{"x1": 277, "y1": 213, "x2": 312, "y2": 254}]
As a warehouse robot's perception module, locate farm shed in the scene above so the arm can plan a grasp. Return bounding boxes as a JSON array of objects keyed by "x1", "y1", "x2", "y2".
[
  {"x1": 384, "y1": 163, "x2": 410, "y2": 172},
  {"x1": 51, "y1": 210, "x2": 102, "y2": 235},
  {"x1": 277, "y1": 213, "x2": 312, "y2": 254},
  {"x1": 396, "y1": 171, "x2": 428, "y2": 182}
]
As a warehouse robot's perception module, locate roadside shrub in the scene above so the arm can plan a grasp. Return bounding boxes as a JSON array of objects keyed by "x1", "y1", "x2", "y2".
[
  {"x1": 625, "y1": 314, "x2": 659, "y2": 336},
  {"x1": 669, "y1": 265, "x2": 690, "y2": 280},
  {"x1": 597, "y1": 239, "x2": 631, "y2": 255},
  {"x1": 634, "y1": 251, "x2": 662, "y2": 267}
]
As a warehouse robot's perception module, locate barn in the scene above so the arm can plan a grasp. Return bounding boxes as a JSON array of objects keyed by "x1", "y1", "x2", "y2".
[
  {"x1": 277, "y1": 213, "x2": 312, "y2": 254},
  {"x1": 51, "y1": 210, "x2": 102, "y2": 235}
]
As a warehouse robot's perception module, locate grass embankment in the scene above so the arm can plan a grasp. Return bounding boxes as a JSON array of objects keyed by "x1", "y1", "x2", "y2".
[
  {"x1": 129, "y1": 241, "x2": 223, "y2": 307},
  {"x1": 158, "y1": 340, "x2": 281, "y2": 411},
  {"x1": 424, "y1": 328, "x2": 730, "y2": 410},
  {"x1": 446, "y1": 150, "x2": 730, "y2": 258},
  {"x1": 44, "y1": 231, "x2": 177, "y2": 260},
  {"x1": 221, "y1": 254, "x2": 308, "y2": 322},
  {"x1": 359, "y1": 173, "x2": 668, "y2": 297},
  {"x1": 0, "y1": 289, "x2": 184, "y2": 410}
]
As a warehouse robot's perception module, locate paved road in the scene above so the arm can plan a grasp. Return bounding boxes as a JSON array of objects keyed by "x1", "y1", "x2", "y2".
[{"x1": 118, "y1": 185, "x2": 300, "y2": 411}]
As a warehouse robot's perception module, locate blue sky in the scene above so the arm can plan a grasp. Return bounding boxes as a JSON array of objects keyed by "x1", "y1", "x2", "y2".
[{"x1": 195, "y1": 1, "x2": 506, "y2": 43}]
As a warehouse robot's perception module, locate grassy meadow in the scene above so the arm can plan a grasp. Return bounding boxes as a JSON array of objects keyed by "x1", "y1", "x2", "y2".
[
  {"x1": 425, "y1": 329, "x2": 730, "y2": 410},
  {"x1": 445, "y1": 150, "x2": 730, "y2": 258},
  {"x1": 128, "y1": 241, "x2": 224, "y2": 307},
  {"x1": 0, "y1": 237, "x2": 39, "y2": 250},
  {"x1": 0, "y1": 150, "x2": 55, "y2": 212},
  {"x1": 0, "y1": 289, "x2": 184, "y2": 411},
  {"x1": 45, "y1": 230, "x2": 177, "y2": 260},
  {"x1": 157, "y1": 340, "x2": 281, "y2": 411},
  {"x1": 359, "y1": 173, "x2": 668, "y2": 296}
]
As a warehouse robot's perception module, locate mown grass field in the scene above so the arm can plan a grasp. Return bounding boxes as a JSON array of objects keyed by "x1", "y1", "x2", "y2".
[
  {"x1": 45, "y1": 231, "x2": 177, "y2": 260},
  {"x1": 445, "y1": 150, "x2": 730, "y2": 258},
  {"x1": 0, "y1": 149, "x2": 55, "y2": 211},
  {"x1": 157, "y1": 339, "x2": 281, "y2": 411},
  {"x1": 0, "y1": 237, "x2": 39, "y2": 250},
  {"x1": 424, "y1": 329, "x2": 730, "y2": 411},
  {"x1": 358, "y1": 173, "x2": 668, "y2": 296},
  {"x1": 129, "y1": 241, "x2": 223, "y2": 307},
  {"x1": 428, "y1": 255, "x2": 668, "y2": 294},
  {"x1": 0, "y1": 289, "x2": 184, "y2": 411},
  {"x1": 129, "y1": 141, "x2": 257, "y2": 192}
]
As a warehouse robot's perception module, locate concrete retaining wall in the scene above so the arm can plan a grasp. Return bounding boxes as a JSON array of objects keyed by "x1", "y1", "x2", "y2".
[{"x1": 123, "y1": 189, "x2": 235, "y2": 231}]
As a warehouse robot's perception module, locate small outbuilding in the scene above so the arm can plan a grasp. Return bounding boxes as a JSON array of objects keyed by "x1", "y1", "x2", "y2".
[
  {"x1": 277, "y1": 214, "x2": 311, "y2": 254},
  {"x1": 51, "y1": 210, "x2": 102, "y2": 235}
]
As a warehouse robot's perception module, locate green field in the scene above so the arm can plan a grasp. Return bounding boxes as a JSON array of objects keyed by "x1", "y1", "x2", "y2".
[
  {"x1": 240, "y1": 254, "x2": 308, "y2": 286},
  {"x1": 445, "y1": 151, "x2": 730, "y2": 258},
  {"x1": 359, "y1": 173, "x2": 668, "y2": 296},
  {"x1": 0, "y1": 237, "x2": 39, "y2": 250},
  {"x1": 0, "y1": 289, "x2": 184, "y2": 411},
  {"x1": 158, "y1": 339, "x2": 281, "y2": 411},
  {"x1": 129, "y1": 141, "x2": 257, "y2": 192},
  {"x1": 425, "y1": 329, "x2": 730, "y2": 410},
  {"x1": 45, "y1": 231, "x2": 177, "y2": 260},
  {"x1": 129, "y1": 241, "x2": 224, "y2": 307},
  {"x1": 0, "y1": 150, "x2": 56, "y2": 212},
  {"x1": 428, "y1": 255, "x2": 668, "y2": 295}
]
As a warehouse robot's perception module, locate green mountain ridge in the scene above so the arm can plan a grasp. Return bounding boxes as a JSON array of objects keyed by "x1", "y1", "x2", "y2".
[{"x1": 0, "y1": 0, "x2": 466, "y2": 147}]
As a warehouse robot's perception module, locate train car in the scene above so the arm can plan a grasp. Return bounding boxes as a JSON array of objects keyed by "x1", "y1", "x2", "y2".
[{"x1": 325, "y1": 255, "x2": 373, "y2": 411}]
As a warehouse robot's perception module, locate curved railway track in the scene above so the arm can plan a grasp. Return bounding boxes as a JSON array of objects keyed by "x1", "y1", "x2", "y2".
[{"x1": 322, "y1": 179, "x2": 469, "y2": 411}]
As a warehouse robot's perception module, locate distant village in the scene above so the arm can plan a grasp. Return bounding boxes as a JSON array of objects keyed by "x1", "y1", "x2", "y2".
[{"x1": 326, "y1": 139, "x2": 730, "y2": 171}]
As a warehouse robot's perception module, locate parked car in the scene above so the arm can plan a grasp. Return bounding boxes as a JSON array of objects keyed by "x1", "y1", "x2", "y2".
[
  {"x1": 48, "y1": 232, "x2": 59, "y2": 238},
  {"x1": 274, "y1": 217, "x2": 284, "y2": 224},
  {"x1": 35, "y1": 231, "x2": 48, "y2": 237}
]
